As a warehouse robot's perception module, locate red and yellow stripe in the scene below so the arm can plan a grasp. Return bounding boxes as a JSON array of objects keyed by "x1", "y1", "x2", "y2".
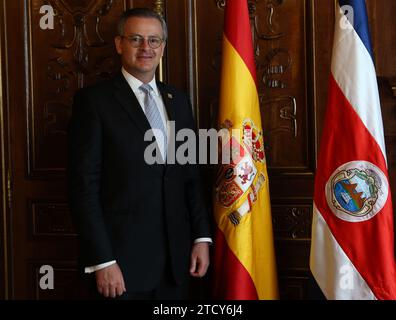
[{"x1": 213, "y1": 0, "x2": 278, "y2": 300}]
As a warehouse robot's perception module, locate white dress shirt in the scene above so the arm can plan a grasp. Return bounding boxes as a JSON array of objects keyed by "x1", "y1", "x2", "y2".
[{"x1": 84, "y1": 69, "x2": 212, "y2": 273}]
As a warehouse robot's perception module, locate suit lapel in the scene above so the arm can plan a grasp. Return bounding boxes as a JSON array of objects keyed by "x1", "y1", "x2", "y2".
[
  {"x1": 112, "y1": 74, "x2": 180, "y2": 168},
  {"x1": 112, "y1": 73, "x2": 152, "y2": 136},
  {"x1": 157, "y1": 82, "x2": 177, "y2": 124},
  {"x1": 113, "y1": 73, "x2": 172, "y2": 168}
]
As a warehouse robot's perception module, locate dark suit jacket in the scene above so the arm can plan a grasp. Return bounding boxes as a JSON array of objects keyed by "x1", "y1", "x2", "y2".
[{"x1": 67, "y1": 72, "x2": 211, "y2": 292}]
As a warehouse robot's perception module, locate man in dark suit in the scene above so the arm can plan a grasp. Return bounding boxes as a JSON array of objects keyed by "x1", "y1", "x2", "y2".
[{"x1": 68, "y1": 8, "x2": 212, "y2": 300}]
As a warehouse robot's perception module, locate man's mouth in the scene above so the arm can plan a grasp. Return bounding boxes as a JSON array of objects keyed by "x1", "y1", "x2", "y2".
[
  {"x1": 137, "y1": 50, "x2": 155, "y2": 59},
  {"x1": 137, "y1": 55, "x2": 154, "y2": 60}
]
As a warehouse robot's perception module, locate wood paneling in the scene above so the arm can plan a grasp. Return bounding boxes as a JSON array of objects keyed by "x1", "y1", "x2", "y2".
[
  {"x1": 279, "y1": 273, "x2": 309, "y2": 300},
  {"x1": 30, "y1": 261, "x2": 90, "y2": 299},
  {"x1": 2, "y1": 0, "x2": 129, "y2": 299},
  {"x1": 272, "y1": 203, "x2": 312, "y2": 241},
  {"x1": 31, "y1": 201, "x2": 75, "y2": 237},
  {"x1": 1, "y1": 0, "x2": 395, "y2": 300},
  {"x1": 371, "y1": 0, "x2": 396, "y2": 241},
  {"x1": 0, "y1": 0, "x2": 9, "y2": 300},
  {"x1": 254, "y1": 0, "x2": 312, "y2": 170},
  {"x1": 27, "y1": 0, "x2": 124, "y2": 177},
  {"x1": 194, "y1": 0, "x2": 224, "y2": 129},
  {"x1": 367, "y1": 0, "x2": 396, "y2": 77},
  {"x1": 164, "y1": 0, "x2": 188, "y2": 93}
]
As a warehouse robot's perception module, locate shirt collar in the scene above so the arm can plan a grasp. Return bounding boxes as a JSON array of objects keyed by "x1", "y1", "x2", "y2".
[{"x1": 121, "y1": 68, "x2": 160, "y2": 97}]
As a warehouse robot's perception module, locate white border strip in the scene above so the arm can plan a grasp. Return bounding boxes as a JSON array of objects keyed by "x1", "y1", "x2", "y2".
[{"x1": 310, "y1": 204, "x2": 376, "y2": 300}]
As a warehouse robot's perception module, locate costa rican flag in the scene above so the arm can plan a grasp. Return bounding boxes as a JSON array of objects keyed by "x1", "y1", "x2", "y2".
[{"x1": 310, "y1": 0, "x2": 396, "y2": 299}]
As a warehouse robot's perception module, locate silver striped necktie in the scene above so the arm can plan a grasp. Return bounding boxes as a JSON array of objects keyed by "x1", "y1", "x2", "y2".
[{"x1": 140, "y1": 84, "x2": 167, "y2": 161}]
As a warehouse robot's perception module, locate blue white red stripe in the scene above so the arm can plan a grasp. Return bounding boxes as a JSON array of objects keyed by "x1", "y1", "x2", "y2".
[
  {"x1": 339, "y1": 0, "x2": 374, "y2": 58},
  {"x1": 331, "y1": 3, "x2": 386, "y2": 160}
]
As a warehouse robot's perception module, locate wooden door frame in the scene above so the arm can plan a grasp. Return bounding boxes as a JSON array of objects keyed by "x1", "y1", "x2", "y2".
[{"x1": 0, "y1": 0, "x2": 12, "y2": 300}]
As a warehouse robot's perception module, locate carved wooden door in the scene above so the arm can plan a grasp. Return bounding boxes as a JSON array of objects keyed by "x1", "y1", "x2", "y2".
[
  {"x1": 1, "y1": 0, "x2": 133, "y2": 300},
  {"x1": 0, "y1": 0, "x2": 186, "y2": 300}
]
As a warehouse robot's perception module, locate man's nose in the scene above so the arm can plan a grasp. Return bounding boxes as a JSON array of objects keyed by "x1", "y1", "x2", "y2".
[{"x1": 140, "y1": 38, "x2": 151, "y2": 49}]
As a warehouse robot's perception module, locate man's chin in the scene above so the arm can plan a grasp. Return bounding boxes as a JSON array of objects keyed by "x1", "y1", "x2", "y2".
[
  {"x1": 134, "y1": 62, "x2": 155, "y2": 71},
  {"x1": 126, "y1": 66, "x2": 156, "y2": 80}
]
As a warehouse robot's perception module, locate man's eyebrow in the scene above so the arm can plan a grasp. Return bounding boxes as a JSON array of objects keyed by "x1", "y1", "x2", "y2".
[{"x1": 125, "y1": 33, "x2": 162, "y2": 38}]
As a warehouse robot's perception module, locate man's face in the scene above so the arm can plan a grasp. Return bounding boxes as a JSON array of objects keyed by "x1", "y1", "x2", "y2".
[{"x1": 115, "y1": 17, "x2": 165, "y2": 82}]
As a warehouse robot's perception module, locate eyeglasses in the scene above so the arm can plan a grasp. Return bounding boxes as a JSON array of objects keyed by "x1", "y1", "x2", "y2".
[{"x1": 121, "y1": 34, "x2": 164, "y2": 49}]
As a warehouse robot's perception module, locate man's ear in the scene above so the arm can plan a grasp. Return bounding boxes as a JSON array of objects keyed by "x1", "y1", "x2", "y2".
[{"x1": 115, "y1": 36, "x2": 123, "y2": 55}]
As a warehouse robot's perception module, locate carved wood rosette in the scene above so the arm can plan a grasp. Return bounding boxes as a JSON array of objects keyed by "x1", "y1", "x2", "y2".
[
  {"x1": 46, "y1": 0, "x2": 116, "y2": 90},
  {"x1": 272, "y1": 205, "x2": 312, "y2": 240}
]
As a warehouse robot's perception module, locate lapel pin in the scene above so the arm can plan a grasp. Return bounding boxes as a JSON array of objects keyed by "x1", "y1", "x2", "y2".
[{"x1": 167, "y1": 93, "x2": 173, "y2": 99}]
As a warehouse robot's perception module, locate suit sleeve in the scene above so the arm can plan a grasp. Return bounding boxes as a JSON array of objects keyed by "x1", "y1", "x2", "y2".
[
  {"x1": 67, "y1": 90, "x2": 114, "y2": 266},
  {"x1": 182, "y1": 95, "x2": 213, "y2": 241}
]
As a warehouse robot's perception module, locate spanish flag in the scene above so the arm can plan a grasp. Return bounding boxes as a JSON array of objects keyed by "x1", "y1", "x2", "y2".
[{"x1": 213, "y1": 0, "x2": 278, "y2": 300}]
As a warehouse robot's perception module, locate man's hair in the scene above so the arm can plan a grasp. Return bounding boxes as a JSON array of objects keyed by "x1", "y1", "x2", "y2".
[{"x1": 117, "y1": 8, "x2": 168, "y2": 41}]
